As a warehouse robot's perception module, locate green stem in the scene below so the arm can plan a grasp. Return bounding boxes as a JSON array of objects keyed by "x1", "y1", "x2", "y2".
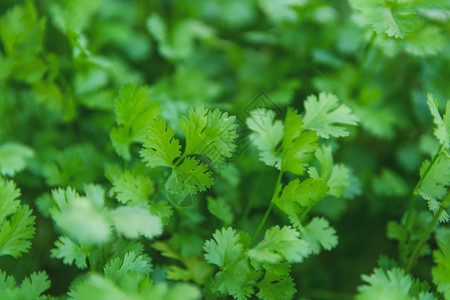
[
  {"x1": 406, "y1": 204, "x2": 445, "y2": 273},
  {"x1": 299, "y1": 206, "x2": 313, "y2": 224},
  {"x1": 240, "y1": 173, "x2": 265, "y2": 229},
  {"x1": 151, "y1": 171, "x2": 171, "y2": 204},
  {"x1": 251, "y1": 171, "x2": 283, "y2": 243},
  {"x1": 359, "y1": 31, "x2": 377, "y2": 71},
  {"x1": 405, "y1": 144, "x2": 444, "y2": 228}
]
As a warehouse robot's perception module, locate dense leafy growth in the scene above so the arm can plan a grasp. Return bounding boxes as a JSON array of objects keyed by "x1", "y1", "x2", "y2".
[{"x1": 0, "y1": 0, "x2": 449, "y2": 299}]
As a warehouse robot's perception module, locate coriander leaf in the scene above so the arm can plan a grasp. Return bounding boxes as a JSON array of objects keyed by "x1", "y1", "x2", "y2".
[
  {"x1": 427, "y1": 94, "x2": 449, "y2": 147},
  {"x1": 281, "y1": 108, "x2": 318, "y2": 175},
  {"x1": 432, "y1": 233, "x2": 450, "y2": 299},
  {"x1": 246, "y1": 108, "x2": 284, "y2": 168},
  {"x1": 51, "y1": 236, "x2": 88, "y2": 269},
  {"x1": 0, "y1": 205, "x2": 36, "y2": 258},
  {"x1": 298, "y1": 217, "x2": 338, "y2": 254},
  {"x1": 110, "y1": 206, "x2": 162, "y2": 240},
  {"x1": 140, "y1": 118, "x2": 181, "y2": 168},
  {"x1": 204, "y1": 227, "x2": 243, "y2": 269},
  {"x1": 0, "y1": 143, "x2": 34, "y2": 176},
  {"x1": 20, "y1": 272, "x2": 51, "y2": 300},
  {"x1": 207, "y1": 197, "x2": 234, "y2": 225},
  {"x1": 212, "y1": 260, "x2": 254, "y2": 300},
  {"x1": 303, "y1": 92, "x2": 359, "y2": 138},
  {"x1": 372, "y1": 169, "x2": 409, "y2": 197},
  {"x1": 50, "y1": 188, "x2": 110, "y2": 245},
  {"x1": 0, "y1": 178, "x2": 21, "y2": 222},
  {"x1": 357, "y1": 268, "x2": 413, "y2": 300},
  {"x1": 256, "y1": 270, "x2": 296, "y2": 300},
  {"x1": 112, "y1": 171, "x2": 154, "y2": 206},
  {"x1": 349, "y1": 0, "x2": 418, "y2": 38},
  {"x1": 179, "y1": 106, "x2": 238, "y2": 163},
  {"x1": 248, "y1": 226, "x2": 311, "y2": 264},
  {"x1": 104, "y1": 252, "x2": 152, "y2": 282},
  {"x1": 167, "y1": 157, "x2": 213, "y2": 196},
  {"x1": 309, "y1": 145, "x2": 351, "y2": 197},
  {"x1": 275, "y1": 178, "x2": 329, "y2": 214},
  {"x1": 418, "y1": 156, "x2": 450, "y2": 216},
  {"x1": 111, "y1": 83, "x2": 160, "y2": 160}
]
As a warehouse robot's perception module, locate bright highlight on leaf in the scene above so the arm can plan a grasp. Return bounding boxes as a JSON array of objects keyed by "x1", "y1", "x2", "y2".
[{"x1": 427, "y1": 94, "x2": 450, "y2": 147}]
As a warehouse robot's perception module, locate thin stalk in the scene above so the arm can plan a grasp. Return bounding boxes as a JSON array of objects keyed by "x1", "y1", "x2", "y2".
[
  {"x1": 406, "y1": 205, "x2": 445, "y2": 273},
  {"x1": 359, "y1": 32, "x2": 377, "y2": 71},
  {"x1": 405, "y1": 144, "x2": 444, "y2": 228},
  {"x1": 299, "y1": 206, "x2": 313, "y2": 224},
  {"x1": 151, "y1": 171, "x2": 171, "y2": 204},
  {"x1": 240, "y1": 173, "x2": 265, "y2": 229},
  {"x1": 251, "y1": 171, "x2": 283, "y2": 243}
]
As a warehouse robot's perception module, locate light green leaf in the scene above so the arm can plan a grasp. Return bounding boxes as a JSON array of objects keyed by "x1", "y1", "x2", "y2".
[
  {"x1": 275, "y1": 178, "x2": 329, "y2": 214},
  {"x1": 247, "y1": 108, "x2": 284, "y2": 168},
  {"x1": 427, "y1": 94, "x2": 449, "y2": 147},
  {"x1": 204, "y1": 227, "x2": 243, "y2": 269},
  {"x1": 104, "y1": 252, "x2": 152, "y2": 282},
  {"x1": 167, "y1": 157, "x2": 213, "y2": 196},
  {"x1": 309, "y1": 145, "x2": 351, "y2": 197},
  {"x1": 179, "y1": 106, "x2": 237, "y2": 163},
  {"x1": 112, "y1": 171, "x2": 154, "y2": 206},
  {"x1": 303, "y1": 92, "x2": 359, "y2": 138},
  {"x1": 298, "y1": 217, "x2": 338, "y2": 254},
  {"x1": 349, "y1": 0, "x2": 418, "y2": 38},
  {"x1": 357, "y1": 268, "x2": 412, "y2": 300},
  {"x1": 207, "y1": 197, "x2": 234, "y2": 225},
  {"x1": 51, "y1": 236, "x2": 88, "y2": 269},
  {"x1": 140, "y1": 118, "x2": 181, "y2": 168},
  {"x1": 248, "y1": 226, "x2": 311, "y2": 264},
  {"x1": 110, "y1": 206, "x2": 162, "y2": 240},
  {"x1": 111, "y1": 83, "x2": 160, "y2": 160},
  {"x1": 281, "y1": 108, "x2": 318, "y2": 175},
  {"x1": 0, "y1": 143, "x2": 34, "y2": 176}
]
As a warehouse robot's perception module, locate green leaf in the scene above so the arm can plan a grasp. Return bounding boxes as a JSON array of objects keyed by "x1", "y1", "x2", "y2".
[
  {"x1": 0, "y1": 178, "x2": 36, "y2": 258},
  {"x1": 179, "y1": 106, "x2": 238, "y2": 163},
  {"x1": 111, "y1": 83, "x2": 160, "y2": 160},
  {"x1": 309, "y1": 145, "x2": 351, "y2": 197},
  {"x1": 372, "y1": 169, "x2": 409, "y2": 197},
  {"x1": 0, "y1": 205, "x2": 36, "y2": 258},
  {"x1": 140, "y1": 118, "x2": 181, "y2": 168},
  {"x1": 418, "y1": 156, "x2": 450, "y2": 217},
  {"x1": 303, "y1": 92, "x2": 359, "y2": 138},
  {"x1": 246, "y1": 108, "x2": 284, "y2": 168},
  {"x1": 349, "y1": 0, "x2": 418, "y2": 38},
  {"x1": 275, "y1": 178, "x2": 329, "y2": 214},
  {"x1": 204, "y1": 227, "x2": 243, "y2": 269},
  {"x1": 0, "y1": 143, "x2": 34, "y2": 176},
  {"x1": 256, "y1": 269, "x2": 296, "y2": 300},
  {"x1": 207, "y1": 197, "x2": 234, "y2": 225},
  {"x1": 51, "y1": 236, "x2": 88, "y2": 269},
  {"x1": 281, "y1": 108, "x2": 318, "y2": 175},
  {"x1": 357, "y1": 268, "x2": 413, "y2": 300},
  {"x1": 50, "y1": 187, "x2": 111, "y2": 245},
  {"x1": 110, "y1": 206, "x2": 162, "y2": 240},
  {"x1": 432, "y1": 232, "x2": 450, "y2": 299},
  {"x1": 427, "y1": 94, "x2": 449, "y2": 147},
  {"x1": 248, "y1": 226, "x2": 311, "y2": 264},
  {"x1": 167, "y1": 157, "x2": 213, "y2": 196},
  {"x1": 112, "y1": 171, "x2": 154, "y2": 206},
  {"x1": 104, "y1": 252, "x2": 152, "y2": 282},
  {"x1": 298, "y1": 217, "x2": 338, "y2": 254},
  {"x1": 20, "y1": 272, "x2": 51, "y2": 300}
]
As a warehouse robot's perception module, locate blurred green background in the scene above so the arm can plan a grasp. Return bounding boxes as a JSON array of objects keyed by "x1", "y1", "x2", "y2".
[{"x1": 0, "y1": 0, "x2": 449, "y2": 298}]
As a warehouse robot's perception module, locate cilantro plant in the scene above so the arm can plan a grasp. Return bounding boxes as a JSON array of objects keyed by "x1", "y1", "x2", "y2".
[{"x1": 0, "y1": 0, "x2": 449, "y2": 299}]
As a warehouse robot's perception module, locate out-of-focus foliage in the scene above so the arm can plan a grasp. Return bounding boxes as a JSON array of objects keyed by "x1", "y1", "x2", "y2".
[{"x1": 0, "y1": 0, "x2": 449, "y2": 299}]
